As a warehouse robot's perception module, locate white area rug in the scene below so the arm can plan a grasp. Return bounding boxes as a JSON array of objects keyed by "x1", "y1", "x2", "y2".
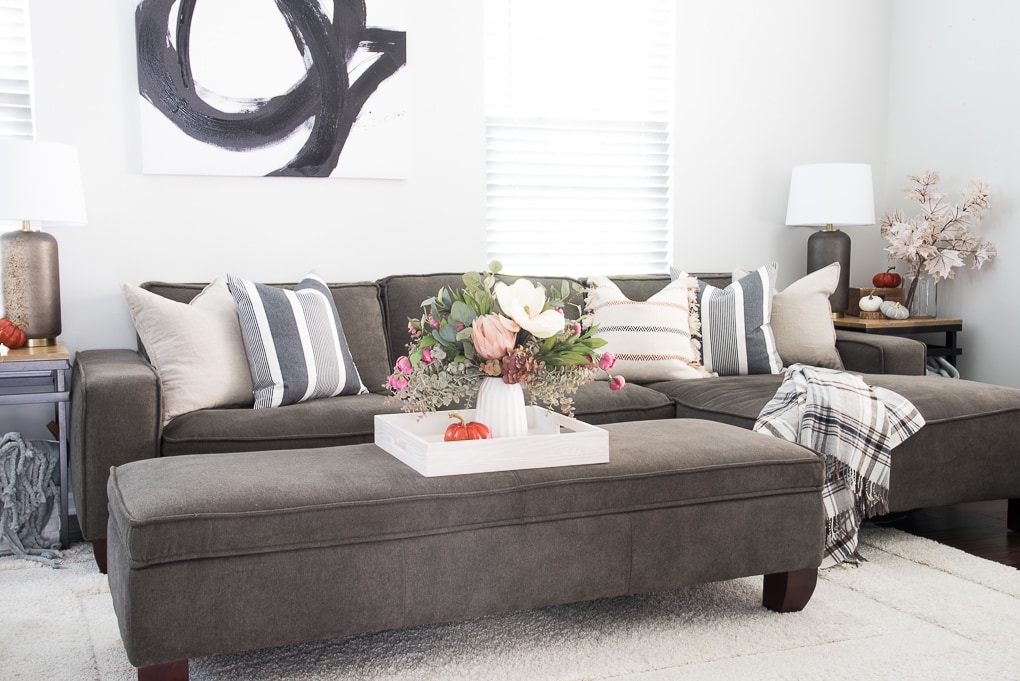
[{"x1": 1, "y1": 526, "x2": 1018, "y2": 680}]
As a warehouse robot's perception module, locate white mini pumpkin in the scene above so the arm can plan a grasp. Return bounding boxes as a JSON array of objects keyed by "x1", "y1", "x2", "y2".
[
  {"x1": 859, "y1": 294, "x2": 883, "y2": 312},
  {"x1": 881, "y1": 301, "x2": 910, "y2": 320}
]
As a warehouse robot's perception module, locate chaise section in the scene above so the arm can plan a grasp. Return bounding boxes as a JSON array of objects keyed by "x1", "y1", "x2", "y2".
[
  {"x1": 651, "y1": 373, "x2": 1020, "y2": 514},
  {"x1": 107, "y1": 419, "x2": 824, "y2": 678}
]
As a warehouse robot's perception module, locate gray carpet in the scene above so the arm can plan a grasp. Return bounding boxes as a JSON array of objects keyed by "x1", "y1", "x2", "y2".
[{"x1": 2, "y1": 525, "x2": 1018, "y2": 680}]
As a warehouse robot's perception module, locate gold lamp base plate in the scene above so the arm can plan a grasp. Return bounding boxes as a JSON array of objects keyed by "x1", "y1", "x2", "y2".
[{"x1": 26, "y1": 338, "x2": 57, "y2": 347}]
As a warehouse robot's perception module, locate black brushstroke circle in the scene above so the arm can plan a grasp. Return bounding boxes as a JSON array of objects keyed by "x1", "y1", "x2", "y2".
[{"x1": 135, "y1": 0, "x2": 407, "y2": 177}]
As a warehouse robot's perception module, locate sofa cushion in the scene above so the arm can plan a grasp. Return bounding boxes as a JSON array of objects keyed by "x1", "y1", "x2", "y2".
[
  {"x1": 567, "y1": 381, "x2": 676, "y2": 424},
  {"x1": 122, "y1": 278, "x2": 254, "y2": 424},
  {"x1": 109, "y1": 419, "x2": 824, "y2": 569},
  {"x1": 584, "y1": 275, "x2": 712, "y2": 382},
  {"x1": 227, "y1": 273, "x2": 368, "y2": 408},
  {"x1": 161, "y1": 392, "x2": 405, "y2": 456}
]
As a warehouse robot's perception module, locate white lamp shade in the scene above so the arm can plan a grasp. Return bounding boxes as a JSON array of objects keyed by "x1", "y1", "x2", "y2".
[
  {"x1": 785, "y1": 163, "x2": 875, "y2": 227},
  {"x1": 0, "y1": 139, "x2": 88, "y2": 227}
]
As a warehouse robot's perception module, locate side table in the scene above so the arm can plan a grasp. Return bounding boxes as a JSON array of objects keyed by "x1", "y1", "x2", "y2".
[
  {"x1": 0, "y1": 342, "x2": 71, "y2": 548},
  {"x1": 832, "y1": 316, "x2": 963, "y2": 367}
]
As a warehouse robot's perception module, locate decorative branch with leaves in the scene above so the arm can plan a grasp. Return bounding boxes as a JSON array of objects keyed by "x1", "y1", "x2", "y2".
[{"x1": 879, "y1": 170, "x2": 996, "y2": 309}]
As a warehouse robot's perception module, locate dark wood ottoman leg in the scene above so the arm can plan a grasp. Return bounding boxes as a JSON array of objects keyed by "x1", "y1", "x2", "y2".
[
  {"x1": 93, "y1": 538, "x2": 108, "y2": 574},
  {"x1": 138, "y1": 659, "x2": 188, "y2": 681},
  {"x1": 1009, "y1": 498, "x2": 1019, "y2": 532},
  {"x1": 762, "y1": 568, "x2": 818, "y2": 612}
]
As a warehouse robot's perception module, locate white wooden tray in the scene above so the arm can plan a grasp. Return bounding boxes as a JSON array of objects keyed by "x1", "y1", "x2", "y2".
[{"x1": 374, "y1": 407, "x2": 609, "y2": 477}]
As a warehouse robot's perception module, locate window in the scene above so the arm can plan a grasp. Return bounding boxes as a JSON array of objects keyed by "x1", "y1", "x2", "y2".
[
  {"x1": 0, "y1": 0, "x2": 33, "y2": 139},
  {"x1": 483, "y1": 0, "x2": 675, "y2": 276}
]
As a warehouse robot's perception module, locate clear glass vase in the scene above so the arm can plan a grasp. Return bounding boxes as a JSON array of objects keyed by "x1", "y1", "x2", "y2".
[
  {"x1": 474, "y1": 376, "x2": 528, "y2": 438},
  {"x1": 905, "y1": 273, "x2": 937, "y2": 318}
]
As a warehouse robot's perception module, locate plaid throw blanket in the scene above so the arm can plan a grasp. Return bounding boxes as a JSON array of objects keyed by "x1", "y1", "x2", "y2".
[{"x1": 754, "y1": 365, "x2": 925, "y2": 566}]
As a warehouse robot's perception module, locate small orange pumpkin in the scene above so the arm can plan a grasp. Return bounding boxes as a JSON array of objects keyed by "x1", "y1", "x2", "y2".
[
  {"x1": 0, "y1": 318, "x2": 27, "y2": 349},
  {"x1": 443, "y1": 412, "x2": 493, "y2": 442}
]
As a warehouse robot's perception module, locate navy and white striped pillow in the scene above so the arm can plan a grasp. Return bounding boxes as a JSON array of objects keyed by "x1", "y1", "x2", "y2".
[
  {"x1": 227, "y1": 273, "x2": 368, "y2": 409},
  {"x1": 672, "y1": 264, "x2": 783, "y2": 376}
]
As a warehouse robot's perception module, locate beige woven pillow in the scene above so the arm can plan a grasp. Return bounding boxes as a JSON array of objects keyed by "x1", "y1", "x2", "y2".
[
  {"x1": 585, "y1": 275, "x2": 713, "y2": 382},
  {"x1": 767, "y1": 263, "x2": 843, "y2": 370},
  {"x1": 122, "y1": 277, "x2": 254, "y2": 424}
]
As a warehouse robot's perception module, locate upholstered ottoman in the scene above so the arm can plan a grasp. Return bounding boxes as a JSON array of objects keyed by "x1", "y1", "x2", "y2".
[{"x1": 107, "y1": 419, "x2": 825, "y2": 681}]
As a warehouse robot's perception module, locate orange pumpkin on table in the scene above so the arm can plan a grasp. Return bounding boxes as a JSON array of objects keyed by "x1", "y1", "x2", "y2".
[
  {"x1": 0, "y1": 318, "x2": 27, "y2": 349},
  {"x1": 444, "y1": 412, "x2": 493, "y2": 442}
]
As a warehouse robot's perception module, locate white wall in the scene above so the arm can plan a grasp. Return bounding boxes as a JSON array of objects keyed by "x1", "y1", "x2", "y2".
[
  {"x1": 885, "y1": 0, "x2": 1020, "y2": 386},
  {"x1": 4, "y1": 1, "x2": 894, "y2": 437},
  {"x1": 676, "y1": 0, "x2": 892, "y2": 287}
]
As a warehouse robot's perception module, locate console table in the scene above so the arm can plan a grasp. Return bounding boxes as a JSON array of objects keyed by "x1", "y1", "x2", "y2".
[
  {"x1": 833, "y1": 316, "x2": 963, "y2": 367},
  {"x1": 0, "y1": 342, "x2": 71, "y2": 548}
]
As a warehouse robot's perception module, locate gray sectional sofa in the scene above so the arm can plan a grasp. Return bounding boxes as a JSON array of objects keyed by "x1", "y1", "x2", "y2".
[
  {"x1": 70, "y1": 273, "x2": 1020, "y2": 571},
  {"x1": 72, "y1": 272, "x2": 1020, "y2": 680}
]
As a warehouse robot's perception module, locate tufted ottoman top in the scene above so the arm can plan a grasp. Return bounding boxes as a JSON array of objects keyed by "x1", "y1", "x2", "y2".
[{"x1": 108, "y1": 419, "x2": 823, "y2": 569}]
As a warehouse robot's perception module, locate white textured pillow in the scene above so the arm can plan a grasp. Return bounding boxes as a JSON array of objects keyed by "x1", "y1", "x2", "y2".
[
  {"x1": 770, "y1": 263, "x2": 844, "y2": 370},
  {"x1": 585, "y1": 276, "x2": 713, "y2": 382},
  {"x1": 122, "y1": 277, "x2": 254, "y2": 424}
]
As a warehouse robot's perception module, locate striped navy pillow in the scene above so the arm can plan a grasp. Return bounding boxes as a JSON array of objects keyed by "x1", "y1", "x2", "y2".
[
  {"x1": 672, "y1": 264, "x2": 783, "y2": 376},
  {"x1": 226, "y1": 273, "x2": 368, "y2": 409}
]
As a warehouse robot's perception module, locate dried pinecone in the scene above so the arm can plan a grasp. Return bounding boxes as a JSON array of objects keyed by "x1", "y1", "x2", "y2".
[{"x1": 501, "y1": 347, "x2": 540, "y2": 385}]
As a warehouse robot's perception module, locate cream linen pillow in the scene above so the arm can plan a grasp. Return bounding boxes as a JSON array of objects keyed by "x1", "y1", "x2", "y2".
[
  {"x1": 765, "y1": 263, "x2": 843, "y2": 370},
  {"x1": 585, "y1": 275, "x2": 713, "y2": 382},
  {"x1": 122, "y1": 277, "x2": 254, "y2": 424}
]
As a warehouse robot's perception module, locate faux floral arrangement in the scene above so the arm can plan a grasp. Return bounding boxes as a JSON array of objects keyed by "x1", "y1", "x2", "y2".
[
  {"x1": 879, "y1": 171, "x2": 996, "y2": 309},
  {"x1": 386, "y1": 262, "x2": 622, "y2": 416}
]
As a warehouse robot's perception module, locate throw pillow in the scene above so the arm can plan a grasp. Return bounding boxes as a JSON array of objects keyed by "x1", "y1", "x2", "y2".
[
  {"x1": 770, "y1": 263, "x2": 843, "y2": 370},
  {"x1": 121, "y1": 277, "x2": 254, "y2": 424},
  {"x1": 673, "y1": 264, "x2": 783, "y2": 376},
  {"x1": 226, "y1": 273, "x2": 368, "y2": 409},
  {"x1": 584, "y1": 275, "x2": 713, "y2": 382}
]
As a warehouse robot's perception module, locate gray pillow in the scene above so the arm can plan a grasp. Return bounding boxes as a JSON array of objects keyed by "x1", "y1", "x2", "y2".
[
  {"x1": 227, "y1": 273, "x2": 368, "y2": 409},
  {"x1": 672, "y1": 264, "x2": 783, "y2": 376}
]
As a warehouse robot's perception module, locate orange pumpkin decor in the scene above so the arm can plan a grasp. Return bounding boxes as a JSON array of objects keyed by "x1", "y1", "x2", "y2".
[
  {"x1": 872, "y1": 266, "x2": 902, "y2": 288},
  {"x1": 0, "y1": 318, "x2": 27, "y2": 349},
  {"x1": 443, "y1": 412, "x2": 493, "y2": 442}
]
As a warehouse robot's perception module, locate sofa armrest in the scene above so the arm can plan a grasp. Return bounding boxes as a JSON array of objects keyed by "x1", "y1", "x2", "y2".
[
  {"x1": 835, "y1": 330, "x2": 926, "y2": 376},
  {"x1": 70, "y1": 349, "x2": 162, "y2": 541}
]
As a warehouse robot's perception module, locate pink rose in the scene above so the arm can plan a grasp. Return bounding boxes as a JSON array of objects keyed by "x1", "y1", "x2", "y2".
[
  {"x1": 421, "y1": 347, "x2": 434, "y2": 365},
  {"x1": 395, "y1": 356, "x2": 412, "y2": 375},
  {"x1": 599, "y1": 352, "x2": 617, "y2": 372},
  {"x1": 471, "y1": 314, "x2": 519, "y2": 360},
  {"x1": 388, "y1": 374, "x2": 409, "y2": 391},
  {"x1": 573, "y1": 322, "x2": 582, "y2": 336},
  {"x1": 609, "y1": 375, "x2": 626, "y2": 391}
]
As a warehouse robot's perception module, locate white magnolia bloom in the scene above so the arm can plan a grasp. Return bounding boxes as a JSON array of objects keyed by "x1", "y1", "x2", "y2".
[{"x1": 494, "y1": 279, "x2": 565, "y2": 339}]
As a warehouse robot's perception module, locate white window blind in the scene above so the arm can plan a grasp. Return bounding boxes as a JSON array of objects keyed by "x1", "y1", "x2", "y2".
[
  {"x1": 0, "y1": 0, "x2": 33, "y2": 139},
  {"x1": 484, "y1": 0, "x2": 675, "y2": 277}
]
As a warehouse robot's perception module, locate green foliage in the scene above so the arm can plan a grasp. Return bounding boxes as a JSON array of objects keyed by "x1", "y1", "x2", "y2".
[{"x1": 386, "y1": 262, "x2": 617, "y2": 416}]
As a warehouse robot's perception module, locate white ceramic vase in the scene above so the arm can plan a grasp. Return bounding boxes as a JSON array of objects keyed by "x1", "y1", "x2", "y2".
[{"x1": 474, "y1": 376, "x2": 528, "y2": 438}]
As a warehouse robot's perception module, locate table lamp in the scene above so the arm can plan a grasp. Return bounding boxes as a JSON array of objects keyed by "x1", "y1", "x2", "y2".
[
  {"x1": 785, "y1": 163, "x2": 875, "y2": 316},
  {"x1": 0, "y1": 140, "x2": 88, "y2": 346}
]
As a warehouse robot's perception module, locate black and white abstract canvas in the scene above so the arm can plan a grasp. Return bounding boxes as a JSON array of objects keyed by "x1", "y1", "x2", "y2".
[{"x1": 134, "y1": 0, "x2": 408, "y2": 178}]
